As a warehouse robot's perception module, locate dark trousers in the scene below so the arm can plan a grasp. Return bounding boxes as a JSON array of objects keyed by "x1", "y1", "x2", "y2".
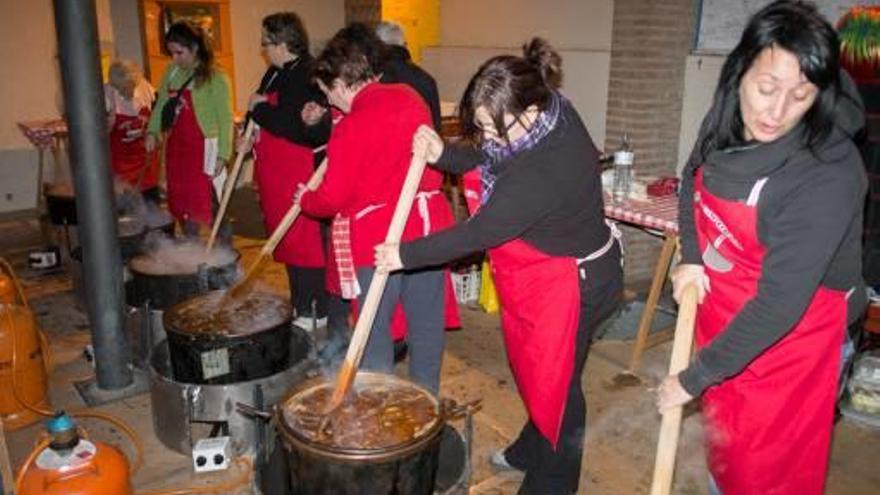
[
  {"x1": 286, "y1": 265, "x2": 328, "y2": 318},
  {"x1": 141, "y1": 186, "x2": 161, "y2": 206},
  {"x1": 356, "y1": 266, "x2": 446, "y2": 394},
  {"x1": 506, "y1": 246, "x2": 623, "y2": 494}
]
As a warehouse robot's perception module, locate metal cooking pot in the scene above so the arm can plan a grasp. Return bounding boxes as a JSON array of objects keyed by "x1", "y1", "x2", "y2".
[
  {"x1": 275, "y1": 372, "x2": 448, "y2": 495},
  {"x1": 117, "y1": 216, "x2": 148, "y2": 260},
  {"x1": 44, "y1": 190, "x2": 77, "y2": 226},
  {"x1": 125, "y1": 249, "x2": 240, "y2": 310},
  {"x1": 163, "y1": 291, "x2": 295, "y2": 384}
]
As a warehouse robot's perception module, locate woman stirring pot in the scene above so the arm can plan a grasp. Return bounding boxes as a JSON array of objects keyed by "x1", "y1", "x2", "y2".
[
  {"x1": 376, "y1": 38, "x2": 622, "y2": 494},
  {"x1": 656, "y1": 2, "x2": 867, "y2": 493}
]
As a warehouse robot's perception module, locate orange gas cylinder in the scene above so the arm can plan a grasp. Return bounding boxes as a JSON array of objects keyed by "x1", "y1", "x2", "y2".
[
  {"x1": 0, "y1": 271, "x2": 15, "y2": 303},
  {"x1": 0, "y1": 258, "x2": 50, "y2": 430},
  {"x1": 17, "y1": 415, "x2": 133, "y2": 495}
]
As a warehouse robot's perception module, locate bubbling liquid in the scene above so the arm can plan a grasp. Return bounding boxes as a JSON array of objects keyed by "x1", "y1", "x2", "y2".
[
  {"x1": 164, "y1": 291, "x2": 290, "y2": 336},
  {"x1": 129, "y1": 239, "x2": 236, "y2": 275},
  {"x1": 282, "y1": 380, "x2": 439, "y2": 450}
]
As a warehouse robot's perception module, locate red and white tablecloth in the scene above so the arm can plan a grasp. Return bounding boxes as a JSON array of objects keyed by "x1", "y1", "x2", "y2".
[
  {"x1": 17, "y1": 119, "x2": 68, "y2": 149},
  {"x1": 604, "y1": 193, "x2": 679, "y2": 234}
]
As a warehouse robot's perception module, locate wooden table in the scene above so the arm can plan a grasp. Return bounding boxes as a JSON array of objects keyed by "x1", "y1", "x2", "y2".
[{"x1": 604, "y1": 193, "x2": 680, "y2": 374}]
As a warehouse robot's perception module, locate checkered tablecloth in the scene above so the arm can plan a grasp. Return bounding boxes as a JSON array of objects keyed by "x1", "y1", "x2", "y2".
[
  {"x1": 17, "y1": 119, "x2": 68, "y2": 149},
  {"x1": 604, "y1": 193, "x2": 679, "y2": 234}
]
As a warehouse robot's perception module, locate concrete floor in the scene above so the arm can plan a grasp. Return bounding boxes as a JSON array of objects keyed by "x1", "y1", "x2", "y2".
[{"x1": 2, "y1": 216, "x2": 880, "y2": 494}]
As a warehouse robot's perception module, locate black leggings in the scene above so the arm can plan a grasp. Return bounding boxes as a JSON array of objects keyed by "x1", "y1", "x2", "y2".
[{"x1": 506, "y1": 246, "x2": 623, "y2": 494}]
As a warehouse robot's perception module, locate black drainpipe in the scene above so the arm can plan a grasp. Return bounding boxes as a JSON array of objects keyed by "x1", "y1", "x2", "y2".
[{"x1": 53, "y1": 0, "x2": 132, "y2": 389}]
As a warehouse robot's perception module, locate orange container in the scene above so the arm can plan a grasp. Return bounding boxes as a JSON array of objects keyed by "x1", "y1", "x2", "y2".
[
  {"x1": 0, "y1": 260, "x2": 50, "y2": 430},
  {"x1": 0, "y1": 273, "x2": 14, "y2": 303},
  {"x1": 16, "y1": 439, "x2": 133, "y2": 495}
]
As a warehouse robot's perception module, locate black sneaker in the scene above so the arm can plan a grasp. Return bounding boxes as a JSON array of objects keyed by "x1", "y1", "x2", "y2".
[{"x1": 393, "y1": 340, "x2": 409, "y2": 363}]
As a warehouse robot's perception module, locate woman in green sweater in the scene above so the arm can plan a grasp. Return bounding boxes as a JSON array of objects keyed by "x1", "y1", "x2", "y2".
[{"x1": 146, "y1": 21, "x2": 233, "y2": 240}]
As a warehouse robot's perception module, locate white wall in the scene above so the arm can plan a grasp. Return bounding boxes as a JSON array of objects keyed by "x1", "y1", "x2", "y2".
[
  {"x1": 110, "y1": 0, "x2": 144, "y2": 69},
  {"x1": 0, "y1": 0, "x2": 344, "y2": 213},
  {"x1": 676, "y1": 54, "x2": 724, "y2": 174},
  {"x1": 422, "y1": 0, "x2": 614, "y2": 145},
  {"x1": 0, "y1": 0, "x2": 64, "y2": 212},
  {"x1": 438, "y1": 0, "x2": 612, "y2": 50}
]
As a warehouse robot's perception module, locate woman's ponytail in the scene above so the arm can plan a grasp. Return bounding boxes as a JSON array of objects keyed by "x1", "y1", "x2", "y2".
[{"x1": 523, "y1": 37, "x2": 562, "y2": 89}]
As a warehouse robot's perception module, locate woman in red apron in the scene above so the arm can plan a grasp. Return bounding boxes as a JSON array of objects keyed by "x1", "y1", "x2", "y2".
[
  {"x1": 240, "y1": 13, "x2": 329, "y2": 324},
  {"x1": 145, "y1": 21, "x2": 233, "y2": 241},
  {"x1": 105, "y1": 60, "x2": 159, "y2": 203},
  {"x1": 657, "y1": 3, "x2": 867, "y2": 494},
  {"x1": 298, "y1": 24, "x2": 449, "y2": 394},
  {"x1": 376, "y1": 39, "x2": 622, "y2": 494}
]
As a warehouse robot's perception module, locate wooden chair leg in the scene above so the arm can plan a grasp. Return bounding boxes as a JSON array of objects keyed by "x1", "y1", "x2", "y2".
[{"x1": 627, "y1": 234, "x2": 678, "y2": 374}]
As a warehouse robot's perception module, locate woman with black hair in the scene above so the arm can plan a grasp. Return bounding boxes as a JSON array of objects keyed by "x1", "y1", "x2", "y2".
[
  {"x1": 375, "y1": 38, "x2": 622, "y2": 494},
  {"x1": 238, "y1": 12, "x2": 330, "y2": 327},
  {"x1": 656, "y1": 1, "x2": 866, "y2": 493},
  {"x1": 146, "y1": 21, "x2": 233, "y2": 240}
]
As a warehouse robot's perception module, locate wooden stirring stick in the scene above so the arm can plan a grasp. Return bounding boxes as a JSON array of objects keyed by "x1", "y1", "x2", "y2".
[
  {"x1": 325, "y1": 144, "x2": 429, "y2": 413},
  {"x1": 206, "y1": 120, "x2": 256, "y2": 251},
  {"x1": 649, "y1": 283, "x2": 699, "y2": 495},
  {"x1": 224, "y1": 159, "x2": 328, "y2": 300}
]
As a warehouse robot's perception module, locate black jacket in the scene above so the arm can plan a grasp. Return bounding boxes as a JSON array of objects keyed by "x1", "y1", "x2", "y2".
[
  {"x1": 678, "y1": 74, "x2": 868, "y2": 396},
  {"x1": 251, "y1": 56, "x2": 329, "y2": 149},
  {"x1": 380, "y1": 45, "x2": 442, "y2": 130},
  {"x1": 400, "y1": 99, "x2": 610, "y2": 271}
]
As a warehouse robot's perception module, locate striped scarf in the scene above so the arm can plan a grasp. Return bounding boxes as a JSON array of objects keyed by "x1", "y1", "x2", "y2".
[{"x1": 479, "y1": 91, "x2": 564, "y2": 204}]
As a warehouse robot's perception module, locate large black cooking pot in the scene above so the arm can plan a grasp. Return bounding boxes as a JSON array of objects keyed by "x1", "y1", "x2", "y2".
[
  {"x1": 125, "y1": 248, "x2": 240, "y2": 310},
  {"x1": 117, "y1": 216, "x2": 148, "y2": 261},
  {"x1": 163, "y1": 291, "x2": 295, "y2": 384},
  {"x1": 45, "y1": 190, "x2": 77, "y2": 225},
  {"x1": 276, "y1": 373, "x2": 444, "y2": 495}
]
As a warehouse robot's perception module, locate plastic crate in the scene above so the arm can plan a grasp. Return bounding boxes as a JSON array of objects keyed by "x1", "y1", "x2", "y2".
[{"x1": 451, "y1": 267, "x2": 481, "y2": 304}]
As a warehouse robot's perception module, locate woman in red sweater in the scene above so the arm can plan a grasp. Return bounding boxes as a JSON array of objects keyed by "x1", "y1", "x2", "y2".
[{"x1": 296, "y1": 24, "x2": 450, "y2": 393}]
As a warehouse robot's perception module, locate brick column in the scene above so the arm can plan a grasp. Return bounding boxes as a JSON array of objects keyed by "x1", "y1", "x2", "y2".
[{"x1": 604, "y1": 0, "x2": 696, "y2": 286}]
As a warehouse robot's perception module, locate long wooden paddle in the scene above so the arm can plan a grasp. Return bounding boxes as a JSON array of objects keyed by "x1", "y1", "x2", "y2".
[
  {"x1": 224, "y1": 159, "x2": 328, "y2": 300},
  {"x1": 649, "y1": 283, "x2": 699, "y2": 495},
  {"x1": 325, "y1": 143, "x2": 429, "y2": 412},
  {"x1": 206, "y1": 120, "x2": 256, "y2": 251}
]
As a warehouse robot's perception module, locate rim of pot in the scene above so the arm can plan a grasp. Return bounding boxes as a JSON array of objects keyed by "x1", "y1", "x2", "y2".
[{"x1": 276, "y1": 372, "x2": 445, "y2": 463}]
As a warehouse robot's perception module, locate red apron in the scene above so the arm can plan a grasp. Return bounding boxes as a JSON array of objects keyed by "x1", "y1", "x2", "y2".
[
  {"x1": 490, "y1": 239, "x2": 580, "y2": 448},
  {"x1": 253, "y1": 92, "x2": 325, "y2": 267},
  {"x1": 164, "y1": 90, "x2": 214, "y2": 226},
  {"x1": 693, "y1": 170, "x2": 846, "y2": 494},
  {"x1": 109, "y1": 107, "x2": 158, "y2": 190}
]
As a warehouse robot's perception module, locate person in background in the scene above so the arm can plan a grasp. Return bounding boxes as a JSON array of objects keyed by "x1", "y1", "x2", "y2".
[
  {"x1": 375, "y1": 38, "x2": 623, "y2": 494},
  {"x1": 146, "y1": 21, "x2": 233, "y2": 241},
  {"x1": 238, "y1": 12, "x2": 329, "y2": 328},
  {"x1": 295, "y1": 23, "x2": 447, "y2": 394},
  {"x1": 656, "y1": 2, "x2": 867, "y2": 494},
  {"x1": 375, "y1": 21, "x2": 442, "y2": 130},
  {"x1": 104, "y1": 59, "x2": 160, "y2": 204},
  {"x1": 375, "y1": 20, "x2": 459, "y2": 361}
]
